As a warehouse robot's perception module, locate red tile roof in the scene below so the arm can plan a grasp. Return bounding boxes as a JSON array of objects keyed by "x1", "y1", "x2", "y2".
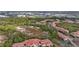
[
  {"x1": 58, "y1": 32, "x2": 70, "y2": 41},
  {"x1": 71, "y1": 31, "x2": 79, "y2": 37},
  {"x1": 51, "y1": 21, "x2": 69, "y2": 33},
  {"x1": 12, "y1": 39, "x2": 53, "y2": 47}
]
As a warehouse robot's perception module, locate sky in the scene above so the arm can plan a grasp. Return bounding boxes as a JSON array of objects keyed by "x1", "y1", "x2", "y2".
[{"x1": 0, "y1": 0, "x2": 79, "y2": 11}]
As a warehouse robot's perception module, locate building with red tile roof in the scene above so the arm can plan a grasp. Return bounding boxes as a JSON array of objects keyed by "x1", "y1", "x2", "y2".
[
  {"x1": 51, "y1": 21, "x2": 69, "y2": 33},
  {"x1": 71, "y1": 31, "x2": 79, "y2": 37},
  {"x1": 12, "y1": 39, "x2": 53, "y2": 47},
  {"x1": 58, "y1": 32, "x2": 70, "y2": 41}
]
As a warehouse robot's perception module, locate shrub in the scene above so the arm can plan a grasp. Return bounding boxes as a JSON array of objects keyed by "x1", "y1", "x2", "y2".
[
  {"x1": 12, "y1": 32, "x2": 28, "y2": 43},
  {"x1": 4, "y1": 39, "x2": 13, "y2": 47}
]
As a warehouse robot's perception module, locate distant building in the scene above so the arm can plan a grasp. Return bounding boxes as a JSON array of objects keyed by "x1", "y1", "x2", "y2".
[
  {"x1": 17, "y1": 15, "x2": 26, "y2": 17},
  {"x1": 0, "y1": 15, "x2": 9, "y2": 18}
]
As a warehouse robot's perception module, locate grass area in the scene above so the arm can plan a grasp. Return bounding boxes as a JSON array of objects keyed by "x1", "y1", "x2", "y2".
[
  {"x1": 58, "y1": 22, "x2": 79, "y2": 32},
  {"x1": 0, "y1": 17, "x2": 32, "y2": 26},
  {"x1": 0, "y1": 25, "x2": 16, "y2": 31}
]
